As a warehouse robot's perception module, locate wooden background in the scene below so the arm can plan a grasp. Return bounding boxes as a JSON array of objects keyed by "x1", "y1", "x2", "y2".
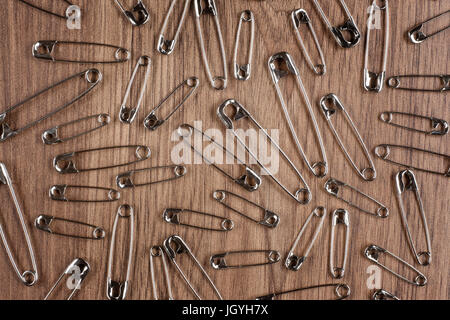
[{"x1": 0, "y1": 0, "x2": 448, "y2": 300}]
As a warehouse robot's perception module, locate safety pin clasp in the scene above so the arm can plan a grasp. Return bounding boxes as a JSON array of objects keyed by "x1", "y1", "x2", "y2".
[
  {"x1": 233, "y1": 10, "x2": 255, "y2": 81},
  {"x1": 163, "y1": 208, "x2": 234, "y2": 232},
  {"x1": 372, "y1": 289, "x2": 400, "y2": 300},
  {"x1": 35, "y1": 215, "x2": 106, "y2": 240},
  {"x1": 49, "y1": 185, "x2": 121, "y2": 203},
  {"x1": 329, "y1": 209, "x2": 350, "y2": 279},
  {"x1": 210, "y1": 250, "x2": 280, "y2": 270},
  {"x1": 408, "y1": 10, "x2": 450, "y2": 44},
  {"x1": 115, "y1": 0, "x2": 149, "y2": 26}
]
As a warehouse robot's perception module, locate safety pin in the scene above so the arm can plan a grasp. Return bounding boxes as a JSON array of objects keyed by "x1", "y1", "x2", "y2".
[
  {"x1": 193, "y1": 0, "x2": 228, "y2": 90},
  {"x1": 408, "y1": 10, "x2": 450, "y2": 44},
  {"x1": 291, "y1": 9, "x2": 326, "y2": 75},
  {"x1": 114, "y1": 0, "x2": 150, "y2": 26},
  {"x1": 312, "y1": 0, "x2": 360, "y2": 48},
  {"x1": 44, "y1": 258, "x2": 90, "y2": 300},
  {"x1": 107, "y1": 205, "x2": 135, "y2": 300},
  {"x1": 116, "y1": 165, "x2": 187, "y2": 189},
  {"x1": 364, "y1": 244, "x2": 427, "y2": 286},
  {"x1": 364, "y1": 0, "x2": 389, "y2": 92},
  {"x1": 0, "y1": 163, "x2": 38, "y2": 286},
  {"x1": 256, "y1": 283, "x2": 351, "y2": 300},
  {"x1": 34, "y1": 215, "x2": 106, "y2": 240},
  {"x1": 157, "y1": 0, "x2": 190, "y2": 55},
  {"x1": 329, "y1": 209, "x2": 350, "y2": 279},
  {"x1": 268, "y1": 52, "x2": 328, "y2": 177},
  {"x1": 144, "y1": 77, "x2": 199, "y2": 131},
  {"x1": 17, "y1": 0, "x2": 72, "y2": 20},
  {"x1": 213, "y1": 190, "x2": 280, "y2": 228},
  {"x1": 150, "y1": 246, "x2": 174, "y2": 300},
  {"x1": 163, "y1": 208, "x2": 234, "y2": 232},
  {"x1": 395, "y1": 170, "x2": 431, "y2": 266},
  {"x1": 177, "y1": 124, "x2": 262, "y2": 192},
  {"x1": 163, "y1": 235, "x2": 222, "y2": 300},
  {"x1": 42, "y1": 113, "x2": 110, "y2": 145},
  {"x1": 217, "y1": 99, "x2": 311, "y2": 204},
  {"x1": 0, "y1": 69, "x2": 102, "y2": 142},
  {"x1": 49, "y1": 185, "x2": 121, "y2": 203},
  {"x1": 119, "y1": 56, "x2": 151, "y2": 124},
  {"x1": 386, "y1": 74, "x2": 449, "y2": 92},
  {"x1": 324, "y1": 178, "x2": 389, "y2": 218},
  {"x1": 320, "y1": 94, "x2": 377, "y2": 181},
  {"x1": 379, "y1": 111, "x2": 448, "y2": 136},
  {"x1": 210, "y1": 250, "x2": 280, "y2": 269},
  {"x1": 233, "y1": 10, "x2": 255, "y2": 81},
  {"x1": 285, "y1": 207, "x2": 326, "y2": 271},
  {"x1": 53, "y1": 145, "x2": 151, "y2": 174},
  {"x1": 372, "y1": 289, "x2": 400, "y2": 300},
  {"x1": 374, "y1": 144, "x2": 449, "y2": 177}
]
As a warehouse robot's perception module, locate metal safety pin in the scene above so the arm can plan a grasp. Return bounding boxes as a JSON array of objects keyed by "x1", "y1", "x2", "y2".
[
  {"x1": 312, "y1": 0, "x2": 360, "y2": 48},
  {"x1": 320, "y1": 94, "x2": 377, "y2": 181},
  {"x1": 157, "y1": 0, "x2": 190, "y2": 55},
  {"x1": 49, "y1": 185, "x2": 121, "y2": 203},
  {"x1": 213, "y1": 190, "x2": 280, "y2": 228},
  {"x1": 395, "y1": 170, "x2": 431, "y2": 266},
  {"x1": 379, "y1": 111, "x2": 448, "y2": 136},
  {"x1": 233, "y1": 10, "x2": 255, "y2": 81},
  {"x1": 17, "y1": 0, "x2": 73, "y2": 20},
  {"x1": 324, "y1": 178, "x2": 389, "y2": 218},
  {"x1": 329, "y1": 209, "x2": 350, "y2": 279},
  {"x1": 217, "y1": 99, "x2": 311, "y2": 204},
  {"x1": 35, "y1": 215, "x2": 106, "y2": 240},
  {"x1": 150, "y1": 246, "x2": 174, "y2": 300},
  {"x1": 163, "y1": 208, "x2": 234, "y2": 232},
  {"x1": 42, "y1": 113, "x2": 110, "y2": 145},
  {"x1": 364, "y1": 244, "x2": 427, "y2": 286},
  {"x1": 177, "y1": 124, "x2": 262, "y2": 192},
  {"x1": 372, "y1": 289, "x2": 399, "y2": 300},
  {"x1": 116, "y1": 165, "x2": 187, "y2": 189},
  {"x1": 44, "y1": 258, "x2": 90, "y2": 300},
  {"x1": 387, "y1": 74, "x2": 449, "y2": 92},
  {"x1": 268, "y1": 52, "x2": 328, "y2": 177},
  {"x1": 144, "y1": 77, "x2": 199, "y2": 131},
  {"x1": 193, "y1": 0, "x2": 228, "y2": 90},
  {"x1": 114, "y1": 0, "x2": 149, "y2": 26},
  {"x1": 119, "y1": 56, "x2": 151, "y2": 124},
  {"x1": 107, "y1": 205, "x2": 135, "y2": 300},
  {"x1": 0, "y1": 69, "x2": 102, "y2": 142},
  {"x1": 291, "y1": 9, "x2": 326, "y2": 75},
  {"x1": 163, "y1": 235, "x2": 222, "y2": 300},
  {"x1": 256, "y1": 283, "x2": 351, "y2": 300},
  {"x1": 285, "y1": 207, "x2": 326, "y2": 271},
  {"x1": 408, "y1": 10, "x2": 450, "y2": 44},
  {"x1": 0, "y1": 163, "x2": 38, "y2": 286},
  {"x1": 210, "y1": 250, "x2": 280, "y2": 269},
  {"x1": 364, "y1": 0, "x2": 389, "y2": 92}
]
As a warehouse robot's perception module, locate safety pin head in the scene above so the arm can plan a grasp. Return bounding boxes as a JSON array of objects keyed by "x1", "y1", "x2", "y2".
[
  {"x1": 34, "y1": 215, "x2": 54, "y2": 233},
  {"x1": 163, "y1": 235, "x2": 189, "y2": 260},
  {"x1": 408, "y1": 25, "x2": 427, "y2": 44},
  {"x1": 53, "y1": 153, "x2": 78, "y2": 173},
  {"x1": 285, "y1": 254, "x2": 306, "y2": 271},
  {"x1": 32, "y1": 41, "x2": 57, "y2": 61},
  {"x1": 319, "y1": 94, "x2": 341, "y2": 119},
  {"x1": 395, "y1": 169, "x2": 417, "y2": 194},
  {"x1": 217, "y1": 99, "x2": 249, "y2": 130},
  {"x1": 268, "y1": 52, "x2": 298, "y2": 83},
  {"x1": 331, "y1": 19, "x2": 361, "y2": 48},
  {"x1": 157, "y1": 36, "x2": 176, "y2": 55},
  {"x1": 364, "y1": 71, "x2": 386, "y2": 92},
  {"x1": 236, "y1": 167, "x2": 262, "y2": 192},
  {"x1": 115, "y1": 0, "x2": 149, "y2": 26},
  {"x1": 332, "y1": 209, "x2": 350, "y2": 226},
  {"x1": 107, "y1": 279, "x2": 129, "y2": 300},
  {"x1": 373, "y1": 289, "x2": 399, "y2": 300}
]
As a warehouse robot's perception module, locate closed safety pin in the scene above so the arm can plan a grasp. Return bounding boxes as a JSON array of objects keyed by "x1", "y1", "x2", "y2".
[
  {"x1": 49, "y1": 185, "x2": 121, "y2": 203},
  {"x1": 233, "y1": 10, "x2": 255, "y2": 81},
  {"x1": 163, "y1": 208, "x2": 234, "y2": 232},
  {"x1": 268, "y1": 52, "x2": 328, "y2": 177},
  {"x1": 114, "y1": 0, "x2": 149, "y2": 26},
  {"x1": 379, "y1": 111, "x2": 448, "y2": 136},
  {"x1": 372, "y1": 289, "x2": 400, "y2": 300},
  {"x1": 163, "y1": 235, "x2": 222, "y2": 300},
  {"x1": 116, "y1": 165, "x2": 187, "y2": 189},
  {"x1": 285, "y1": 207, "x2": 326, "y2": 271},
  {"x1": 210, "y1": 250, "x2": 280, "y2": 269},
  {"x1": 387, "y1": 74, "x2": 449, "y2": 92},
  {"x1": 150, "y1": 246, "x2": 174, "y2": 300},
  {"x1": 320, "y1": 94, "x2": 377, "y2": 181},
  {"x1": 193, "y1": 0, "x2": 228, "y2": 90},
  {"x1": 0, "y1": 69, "x2": 102, "y2": 142},
  {"x1": 18, "y1": 0, "x2": 73, "y2": 20},
  {"x1": 329, "y1": 209, "x2": 350, "y2": 279},
  {"x1": 158, "y1": 0, "x2": 190, "y2": 55},
  {"x1": 256, "y1": 283, "x2": 351, "y2": 300},
  {"x1": 408, "y1": 10, "x2": 450, "y2": 44},
  {"x1": 213, "y1": 190, "x2": 280, "y2": 228},
  {"x1": 0, "y1": 163, "x2": 38, "y2": 286},
  {"x1": 35, "y1": 215, "x2": 106, "y2": 240},
  {"x1": 144, "y1": 77, "x2": 199, "y2": 131},
  {"x1": 395, "y1": 170, "x2": 431, "y2": 266},
  {"x1": 291, "y1": 9, "x2": 326, "y2": 75},
  {"x1": 119, "y1": 56, "x2": 151, "y2": 124}
]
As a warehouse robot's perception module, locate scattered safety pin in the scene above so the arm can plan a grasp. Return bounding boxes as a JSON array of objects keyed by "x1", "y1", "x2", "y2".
[
  {"x1": 150, "y1": 246, "x2": 174, "y2": 300},
  {"x1": 329, "y1": 209, "x2": 350, "y2": 279},
  {"x1": 210, "y1": 250, "x2": 280, "y2": 269},
  {"x1": 34, "y1": 215, "x2": 106, "y2": 240},
  {"x1": 114, "y1": 0, "x2": 150, "y2": 26},
  {"x1": 395, "y1": 170, "x2": 431, "y2": 266},
  {"x1": 372, "y1": 289, "x2": 400, "y2": 300},
  {"x1": 256, "y1": 283, "x2": 351, "y2": 300},
  {"x1": 268, "y1": 52, "x2": 328, "y2": 177},
  {"x1": 106, "y1": 205, "x2": 135, "y2": 300},
  {"x1": 285, "y1": 207, "x2": 326, "y2": 271},
  {"x1": 364, "y1": 244, "x2": 427, "y2": 286},
  {"x1": 17, "y1": 0, "x2": 73, "y2": 20},
  {"x1": 386, "y1": 74, "x2": 449, "y2": 92},
  {"x1": 119, "y1": 56, "x2": 151, "y2": 124},
  {"x1": 116, "y1": 165, "x2": 187, "y2": 189},
  {"x1": 0, "y1": 69, "x2": 102, "y2": 142},
  {"x1": 408, "y1": 9, "x2": 450, "y2": 44},
  {"x1": 42, "y1": 113, "x2": 110, "y2": 145},
  {"x1": 320, "y1": 94, "x2": 377, "y2": 181},
  {"x1": 0, "y1": 163, "x2": 38, "y2": 286},
  {"x1": 291, "y1": 9, "x2": 326, "y2": 75},
  {"x1": 233, "y1": 10, "x2": 255, "y2": 81},
  {"x1": 163, "y1": 208, "x2": 234, "y2": 232},
  {"x1": 193, "y1": 0, "x2": 228, "y2": 90},
  {"x1": 163, "y1": 235, "x2": 222, "y2": 300},
  {"x1": 379, "y1": 111, "x2": 448, "y2": 136},
  {"x1": 144, "y1": 77, "x2": 199, "y2": 130},
  {"x1": 157, "y1": 0, "x2": 190, "y2": 55},
  {"x1": 49, "y1": 185, "x2": 121, "y2": 203}
]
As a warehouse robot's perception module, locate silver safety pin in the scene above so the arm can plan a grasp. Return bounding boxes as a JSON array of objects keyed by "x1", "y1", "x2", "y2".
[
  {"x1": 18, "y1": 0, "x2": 73, "y2": 20},
  {"x1": 387, "y1": 74, "x2": 450, "y2": 92},
  {"x1": 0, "y1": 163, "x2": 38, "y2": 286},
  {"x1": 408, "y1": 9, "x2": 450, "y2": 44},
  {"x1": 35, "y1": 215, "x2": 106, "y2": 240},
  {"x1": 256, "y1": 283, "x2": 351, "y2": 300},
  {"x1": 210, "y1": 250, "x2": 280, "y2": 269},
  {"x1": 49, "y1": 185, "x2": 121, "y2": 203},
  {"x1": 379, "y1": 111, "x2": 448, "y2": 136},
  {"x1": 163, "y1": 208, "x2": 234, "y2": 232},
  {"x1": 395, "y1": 170, "x2": 431, "y2": 266},
  {"x1": 158, "y1": 0, "x2": 191, "y2": 55},
  {"x1": 291, "y1": 9, "x2": 326, "y2": 75},
  {"x1": 150, "y1": 246, "x2": 174, "y2": 300},
  {"x1": 163, "y1": 235, "x2": 223, "y2": 300},
  {"x1": 0, "y1": 69, "x2": 102, "y2": 142},
  {"x1": 329, "y1": 209, "x2": 350, "y2": 279},
  {"x1": 372, "y1": 289, "x2": 400, "y2": 300},
  {"x1": 233, "y1": 10, "x2": 255, "y2": 81},
  {"x1": 119, "y1": 56, "x2": 151, "y2": 124},
  {"x1": 320, "y1": 94, "x2": 377, "y2": 181},
  {"x1": 268, "y1": 52, "x2": 328, "y2": 177},
  {"x1": 116, "y1": 165, "x2": 187, "y2": 189},
  {"x1": 114, "y1": 0, "x2": 150, "y2": 26}
]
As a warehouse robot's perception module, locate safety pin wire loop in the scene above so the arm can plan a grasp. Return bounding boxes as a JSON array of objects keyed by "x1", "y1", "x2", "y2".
[
  {"x1": 49, "y1": 185, "x2": 121, "y2": 203},
  {"x1": 163, "y1": 208, "x2": 234, "y2": 232},
  {"x1": 329, "y1": 209, "x2": 350, "y2": 279},
  {"x1": 233, "y1": 10, "x2": 255, "y2": 81},
  {"x1": 387, "y1": 74, "x2": 450, "y2": 92},
  {"x1": 408, "y1": 9, "x2": 450, "y2": 44},
  {"x1": 210, "y1": 250, "x2": 281, "y2": 269},
  {"x1": 34, "y1": 215, "x2": 106, "y2": 240},
  {"x1": 395, "y1": 170, "x2": 432, "y2": 266},
  {"x1": 319, "y1": 94, "x2": 377, "y2": 181},
  {"x1": 116, "y1": 165, "x2": 187, "y2": 189},
  {"x1": 379, "y1": 111, "x2": 448, "y2": 136},
  {"x1": 114, "y1": 0, "x2": 150, "y2": 26},
  {"x1": 268, "y1": 52, "x2": 328, "y2": 178},
  {"x1": 18, "y1": 0, "x2": 73, "y2": 20},
  {"x1": 150, "y1": 246, "x2": 174, "y2": 300},
  {"x1": 0, "y1": 69, "x2": 102, "y2": 142},
  {"x1": 0, "y1": 163, "x2": 38, "y2": 286},
  {"x1": 256, "y1": 283, "x2": 351, "y2": 300},
  {"x1": 372, "y1": 289, "x2": 400, "y2": 300}
]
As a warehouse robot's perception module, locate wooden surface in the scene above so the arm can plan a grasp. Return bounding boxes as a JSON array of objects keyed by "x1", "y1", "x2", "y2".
[{"x1": 0, "y1": 0, "x2": 448, "y2": 300}]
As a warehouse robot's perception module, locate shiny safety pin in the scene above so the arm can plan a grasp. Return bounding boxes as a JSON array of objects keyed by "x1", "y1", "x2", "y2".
[
  {"x1": 210, "y1": 250, "x2": 281, "y2": 269},
  {"x1": 408, "y1": 9, "x2": 450, "y2": 44},
  {"x1": 34, "y1": 215, "x2": 106, "y2": 240},
  {"x1": 379, "y1": 111, "x2": 448, "y2": 136},
  {"x1": 116, "y1": 165, "x2": 187, "y2": 189},
  {"x1": 233, "y1": 10, "x2": 255, "y2": 81},
  {"x1": 256, "y1": 283, "x2": 351, "y2": 300},
  {"x1": 158, "y1": 0, "x2": 190, "y2": 55},
  {"x1": 372, "y1": 289, "x2": 400, "y2": 300},
  {"x1": 329, "y1": 209, "x2": 350, "y2": 279},
  {"x1": 49, "y1": 185, "x2": 121, "y2": 203},
  {"x1": 386, "y1": 74, "x2": 449, "y2": 92},
  {"x1": 150, "y1": 246, "x2": 174, "y2": 300},
  {"x1": 18, "y1": 0, "x2": 73, "y2": 20},
  {"x1": 114, "y1": 0, "x2": 150, "y2": 26},
  {"x1": 163, "y1": 208, "x2": 234, "y2": 232}
]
